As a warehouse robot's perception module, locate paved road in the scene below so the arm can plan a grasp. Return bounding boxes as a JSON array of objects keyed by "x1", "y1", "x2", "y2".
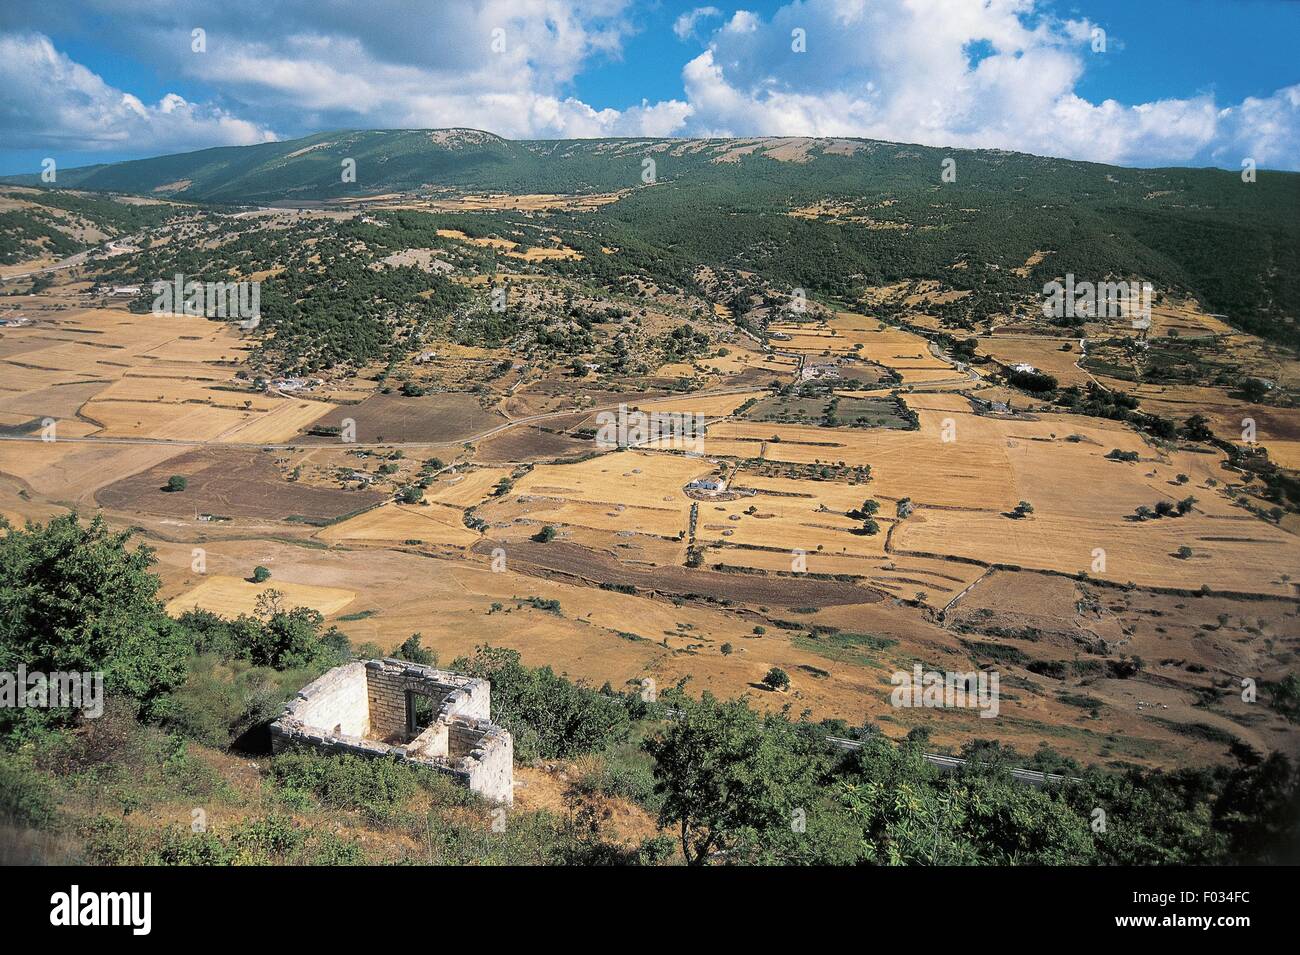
[{"x1": 0, "y1": 238, "x2": 138, "y2": 283}]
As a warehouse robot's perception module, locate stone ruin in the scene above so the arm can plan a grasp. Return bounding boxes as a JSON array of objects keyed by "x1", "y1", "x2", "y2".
[{"x1": 269, "y1": 659, "x2": 514, "y2": 805}]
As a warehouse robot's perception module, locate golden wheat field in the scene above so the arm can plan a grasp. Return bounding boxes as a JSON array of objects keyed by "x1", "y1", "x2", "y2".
[
  {"x1": 316, "y1": 501, "x2": 482, "y2": 546},
  {"x1": 165, "y1": 574, "x2": 357, "y2": 617}
]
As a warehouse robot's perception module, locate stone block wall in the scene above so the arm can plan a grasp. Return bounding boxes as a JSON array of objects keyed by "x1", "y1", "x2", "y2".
[
  {"x1": 363, "y1": 659, "x2": 490, "y2": 740},
  {"x1": 449, "y1": 720, "x2": 487, "y2": 757}
]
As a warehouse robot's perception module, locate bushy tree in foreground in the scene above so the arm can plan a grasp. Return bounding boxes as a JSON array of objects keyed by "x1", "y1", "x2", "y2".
[
  {"x1": 643, "y1": 690, "x2": 813, "y2": 865},
  {"x1": 0, "y1": 514, "x2": 191, "y2": 736}
]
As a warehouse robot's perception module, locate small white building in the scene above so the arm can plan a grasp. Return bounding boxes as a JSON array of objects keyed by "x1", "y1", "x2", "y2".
[
  {"x1": 687, "y1": 478, "x2": 725, "y2": 492},
  {"x1": 269, "y1": 377, "x2": 315, "y2": 393}
]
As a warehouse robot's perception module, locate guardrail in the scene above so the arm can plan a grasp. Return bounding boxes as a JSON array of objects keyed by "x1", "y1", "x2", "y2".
[
  {"x1": 823, "y1": 735, "x2": 1078, "y2": 787},
  {"x1": 657, "y1": 712, "x2": 1079, "y2": 788}
]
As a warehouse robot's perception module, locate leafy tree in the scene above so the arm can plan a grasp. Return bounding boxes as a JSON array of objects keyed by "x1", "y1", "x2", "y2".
[
  {"x1": 1211, "y1": 751, "x2": 1300, "y2": 863},
  {"x1": 1240, "y1": 378, "x2": 1271, "y2": 403},
  {"x1": 643, "y1": 691, "x2": 811, "y2": 865},
  {"x1": 1007, "y1": 368, "x2": 1058, "y2": 393},
  {"x1": 393, "y1": 632, "x2": 436, "y2": 666},
  {"x1": 763, "y1": 667, "x2": 791, "y2": 691},
  {"x1": 166, "y1": 475, "x2": 187, "y2": 493},
  {"x1": 230, "y1": 591, "x2": 345, "y2": 671},
  {"x1": 0, "y1": 514, "x2": 190, "y2": 734},
  {"x1": 838, "y1": 737, "x2": 1094, "y2": 864},
  {"x1": 1183, "y1": 413, "x2": 1215, "y2": 442},
  {"x1": 252, "y1": 565, "x2": 272, "y2": 583}
]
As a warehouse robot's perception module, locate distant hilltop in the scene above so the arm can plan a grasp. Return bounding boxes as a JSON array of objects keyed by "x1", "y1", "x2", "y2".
[{"x1": 7, "y1": 126, "x2": 1292, "y2": 205}]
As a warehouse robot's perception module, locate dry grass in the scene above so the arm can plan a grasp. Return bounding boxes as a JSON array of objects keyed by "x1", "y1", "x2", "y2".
[
  {"x1": 164, "y1": 574, "x2": 357, "y2": 617},
  {"x1": 317, "y1": 502, "x2": 482, "y2": 547}
]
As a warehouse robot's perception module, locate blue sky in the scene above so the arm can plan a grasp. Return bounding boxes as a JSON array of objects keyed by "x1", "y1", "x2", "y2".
[
  {"x1": 1, "y1": 0, "x2": 1298, "y2": 175},
  {"x1": 575, "y1": 1, "x2": 1300, "y2": 110}
]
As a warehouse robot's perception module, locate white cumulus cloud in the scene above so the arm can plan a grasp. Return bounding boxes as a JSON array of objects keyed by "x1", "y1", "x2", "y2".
[
  {"x1": 666, "y1": 0, "x2": 1300, "y2": 169},
  {"x1": 0, "y1": 0, "x2": 1296, "y2": 170},
  {"x1": 674, "y1": 7, "x2": 722, "y2": 41},
  {"x1": 0, "y1": 31, "x2": 277, "y2": 154}
]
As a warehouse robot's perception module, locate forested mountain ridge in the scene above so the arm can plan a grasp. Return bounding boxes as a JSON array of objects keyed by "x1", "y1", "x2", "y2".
[
  {"x1": 6, "y1": 128, "x2": 1297, "y2": 211},
  {"x1": 4, "y1": 128, "x2": 1298, "y2": 348}
]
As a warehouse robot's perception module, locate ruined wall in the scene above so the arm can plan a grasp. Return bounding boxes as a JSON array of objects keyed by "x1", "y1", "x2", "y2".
[
  {"x1": 448, "y1": 721, "x2": 486, "y2": 757},
  {"x1": 274, "y1": 661, "x2": 369, "y2": 740},
  {"x1": 270, "y1": 659, "x2": 512, "y2": 804},
  {"x1": 459, "y1": 720, "x2": 513, "y2": 805},
  {"x1": 364, "y1": 661, "x2": 418, "y2": 740},
  {"x1": 408, "y1": 721, "x2": 449, "y2": 759},
  {"x1": 364, "y1": 659, "x2": 490, "y2": 740}
]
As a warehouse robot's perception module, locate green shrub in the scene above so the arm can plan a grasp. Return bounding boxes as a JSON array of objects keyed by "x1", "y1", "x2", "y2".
[
  {"x1": 763, "y1": 667, "x2": 791, "y2": 691},
  {"x1": 156, "y1": 826, "x2": 238, "y2": 866},
  {"x1": 0, "y1": 514, "x2": 191, "y2": 736},
  {"x1": 0, "y1": 753, "x2": 55, "y2": 829},
  {"x1": 154, "y1": 653, "x2": 320, "y2": 749},
  {"x1": 393, "y1": 632, "x2": 437, "y2": 665},
  {"x1": 177, "y1": 593, "x2": 350, "y2": 673},
  {"x1": 269, "y1": 751, "x2": 429, "y2": 822},
  {"x1": 229, "y1": 814, "x2": 305, "y2": 862},
  {"x1": 454, "y1": 645, "x2": 631, "y2": 760},
  {"x1": 310, "y1": 831, "x2": 365, "y2": 865},
  {"x1": 600, "y1": 762, "x2": 658, "y2": 805}
]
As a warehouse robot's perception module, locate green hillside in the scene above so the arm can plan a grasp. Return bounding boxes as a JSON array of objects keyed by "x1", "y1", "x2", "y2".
[{"x1": 4, "y1": 128, "x2": 1297, "y2": 347}]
